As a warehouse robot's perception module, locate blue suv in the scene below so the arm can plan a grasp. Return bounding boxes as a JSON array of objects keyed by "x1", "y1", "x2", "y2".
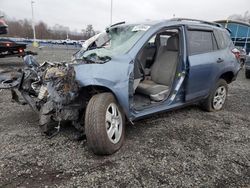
[{"x1": 6, "y1": 18, "x2": 241, "y2": 155}]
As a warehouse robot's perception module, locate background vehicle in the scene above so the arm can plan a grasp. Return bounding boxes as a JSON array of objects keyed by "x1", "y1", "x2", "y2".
[
  {"x1": 236, "y1": 46, "x2": 247, "y2": 64},
  {"x1": 0, "y1": 38, "x2": 26, "y2": 57},
  {"x1": 0, "y1": 38, "x2": 37, "y2": 58},
  {"x1": 0, "y1": 16, "x2": 8, "y2": 34},
  {"x1": 61, "y1": 38, "x2": 78, "y2": 45},
  {"x1": 1, "y1": 19, "x2": 241, "y2": 155},
  {"x1": 245, "y1": 55, "x2": 250, "y2": 78}
]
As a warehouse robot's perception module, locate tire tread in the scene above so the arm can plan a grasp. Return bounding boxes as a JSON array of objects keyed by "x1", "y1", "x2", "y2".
[{"x1": 85, "y1": 92, "x2": 125, "y2": 155}]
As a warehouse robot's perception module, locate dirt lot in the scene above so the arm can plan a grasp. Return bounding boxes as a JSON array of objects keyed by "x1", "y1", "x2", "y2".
[{"x1": 0, "y1": 47, "x2": 249, "y2": 188}]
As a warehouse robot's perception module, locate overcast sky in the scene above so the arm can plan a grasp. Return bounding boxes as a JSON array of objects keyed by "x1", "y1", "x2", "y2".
[{"x1": 0, "y1": 0, "x2": 249, "y2": 31}]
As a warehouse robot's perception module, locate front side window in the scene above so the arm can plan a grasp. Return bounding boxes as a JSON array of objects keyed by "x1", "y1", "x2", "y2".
[{"x1": 187, "y1": 30, "x2": 216, "y2": 55}]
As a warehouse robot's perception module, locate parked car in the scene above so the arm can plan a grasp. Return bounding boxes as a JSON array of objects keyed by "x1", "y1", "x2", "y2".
[
  {"x1": 0, "y1": 38, "x2": 38, "y2": 58},
  {"x1": 50, "y1": 39, "x2": 62, "y2": 45},
  {"x1": 0, "y1": 17, "x2": 8, "y2": 35},
  {"x1": 245, "y1": 55, "x2": 250, "y2": 78},
  {"x1": 61, "y1": 38, "x2": 78, "y2": 45},
  {"x1": 1, "y1": 18, "x2": 241, "y2": 155},
  {"x1": 0, "y1": 38, "x2": 27, "y2": 58},
  {"x1": 235, "y1": 46, "x2": 247, "y2": 64}
]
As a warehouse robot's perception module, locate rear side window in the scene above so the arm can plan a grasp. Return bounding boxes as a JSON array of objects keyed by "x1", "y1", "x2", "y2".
[
  {"x1": 187, "y1": 30, "x2": 217, "y2": 55},
  {"x1": 214, "y1": 29, "x2": 233, "y2": 49}
]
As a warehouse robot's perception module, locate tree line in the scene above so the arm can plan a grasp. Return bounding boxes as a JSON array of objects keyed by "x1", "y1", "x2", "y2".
[{"x1": 2, "y1": 15, "x2": 97, "y2": 40}]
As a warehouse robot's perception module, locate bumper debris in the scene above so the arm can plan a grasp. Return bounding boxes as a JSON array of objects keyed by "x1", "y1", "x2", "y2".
[{"x1": 0, "y1": 55, "x2": 82, "y2": 135}]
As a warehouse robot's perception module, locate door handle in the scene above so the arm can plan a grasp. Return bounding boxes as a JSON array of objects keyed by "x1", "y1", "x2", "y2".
[{"x1": 217, "y1": 58, "x2": 224, "y2": 63}]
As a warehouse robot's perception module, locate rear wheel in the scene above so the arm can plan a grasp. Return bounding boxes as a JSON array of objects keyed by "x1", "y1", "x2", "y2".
[
  {"x1": 245, "y1": 69, "x2": 250, "y2": 79},
  {"x1": 85, "y1": 92, "x2": 125, "y2": 155},
  {"x1": 201, "y1": 79, "x2": 228, "y2": 112}
]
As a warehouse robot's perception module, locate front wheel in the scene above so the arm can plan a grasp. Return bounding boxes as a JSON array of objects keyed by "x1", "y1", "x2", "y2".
[
  {"x1": 85, "y1": 92, "x2": 125, "y2": 155},
  {"x1": 201, "y1": 79, "x2": 228, "y2": 112}
]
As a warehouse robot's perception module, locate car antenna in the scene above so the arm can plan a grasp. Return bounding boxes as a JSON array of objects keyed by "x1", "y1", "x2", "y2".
[
  {"x1": 110, "y1": 21, "x2": 125, "y2": 28},
  {"x1": 106, "y1": 21, "x2": 125, "y2": 33}
]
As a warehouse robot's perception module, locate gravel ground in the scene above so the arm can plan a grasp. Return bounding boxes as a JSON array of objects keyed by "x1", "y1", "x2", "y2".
[{"x1": 0, "y1": 48, "x2": 249, "y2": 188}]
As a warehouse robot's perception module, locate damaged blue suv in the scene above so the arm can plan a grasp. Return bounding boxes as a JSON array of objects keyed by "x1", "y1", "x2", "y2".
[{"x1": 3, "y1": 18, "x2": 241, "y2": 155}]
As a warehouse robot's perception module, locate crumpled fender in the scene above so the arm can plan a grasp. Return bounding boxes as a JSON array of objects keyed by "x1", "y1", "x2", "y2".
[{"x1": 73, "y1": 58, "x2": 134, "y2": 117}]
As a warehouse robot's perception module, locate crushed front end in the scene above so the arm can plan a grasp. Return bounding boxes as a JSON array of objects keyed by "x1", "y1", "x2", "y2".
[
  {"x1": 0, "y1": 56, "x2": 84, "y2": 136},
  {"x1": 37, "y1": 62, "x2": 82, "y2": 135}
]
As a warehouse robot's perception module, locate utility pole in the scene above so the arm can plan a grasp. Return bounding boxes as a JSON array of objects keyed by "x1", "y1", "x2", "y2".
[
  {"x1": 110, "y1": 0, "x2": 113, "y2": 25},
  {"x1": 31, "y1": 0, "x2": 37, "y2": 46}
]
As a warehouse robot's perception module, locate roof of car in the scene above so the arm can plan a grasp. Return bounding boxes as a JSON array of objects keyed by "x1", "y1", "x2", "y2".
[
  {"x1": 112, "y1": 18, "x2": 224, "y2": 31},
  {"x1": 161, "y1": 18, "x2": 223, "y2": 29}
]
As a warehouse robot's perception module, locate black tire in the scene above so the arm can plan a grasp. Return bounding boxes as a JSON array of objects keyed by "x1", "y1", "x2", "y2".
[
  {"x1": 245, "y1": 69, "x2": 250, "y2": 79},
  {"x1": 85, "y1": 92, "x2": 125, "y2": 155},
  {"x1": 200, "y1": 79, "x2": 228, "y2": 112}
]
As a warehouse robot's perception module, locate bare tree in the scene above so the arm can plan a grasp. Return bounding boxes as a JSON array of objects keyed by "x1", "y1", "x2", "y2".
[
  {"x1": 228, "y1": 11, "x2": 250, "y2": 24},
  {"x1": 36, "y1": 21, "x2": 49, "y2": 39},
  {"x1": 1, "y1": 11, "x2": 90, "y2": 40},
  {"x1": 85, "y1": 24, "x2": 95, "y2": 39}
]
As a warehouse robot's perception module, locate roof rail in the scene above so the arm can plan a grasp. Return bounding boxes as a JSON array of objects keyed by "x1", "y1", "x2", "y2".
[{"x1": 171, "y1": 18, "x2": 222, "y2": 28}]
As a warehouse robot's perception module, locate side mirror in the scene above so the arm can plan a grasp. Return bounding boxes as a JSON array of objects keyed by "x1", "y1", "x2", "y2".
[{"x1": 23, "y1": 55, "x2": 40, "y2": 68}]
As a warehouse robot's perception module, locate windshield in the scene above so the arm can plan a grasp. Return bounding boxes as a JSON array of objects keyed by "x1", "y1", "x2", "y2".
[{"x1": 74, "y1": 24, "x2": 150, "y2": 63}]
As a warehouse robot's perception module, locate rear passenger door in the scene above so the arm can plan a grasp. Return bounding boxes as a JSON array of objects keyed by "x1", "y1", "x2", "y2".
[{"x1": 185, "y1": 27, "x2": 223, "y2": 101}]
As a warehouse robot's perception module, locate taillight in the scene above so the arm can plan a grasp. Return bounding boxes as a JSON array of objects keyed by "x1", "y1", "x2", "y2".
[
  {"x1": 6, "y1": 43, "x2": 10, "y2": 47},
  {"x1": 232, "y1": 48, "x2": 240, "y2": 60},
  {"x1": 19, "y1": 49, "x2": 24, "y2": 53}
]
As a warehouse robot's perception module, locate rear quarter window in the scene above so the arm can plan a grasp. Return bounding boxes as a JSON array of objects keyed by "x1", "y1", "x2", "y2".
[{"x1": 214, "y1": 29, "x2": 234, "y2": 49}]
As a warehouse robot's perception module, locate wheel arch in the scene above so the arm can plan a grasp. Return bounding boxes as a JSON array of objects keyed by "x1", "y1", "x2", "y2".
[
  {"x1": 219, "y1": 71, "x2": 235, "y2": 84},
  {"x1": 206, "y1": 71, "x2": 234, "y2": 100},
  {"x1": 79, "y1": 85, "x2": 130, "y2": 119}
]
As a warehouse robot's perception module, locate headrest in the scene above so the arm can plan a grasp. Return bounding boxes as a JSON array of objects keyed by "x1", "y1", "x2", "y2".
[{"x1": 166, "y1": 36, "x2": 179, "y2": 51}]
